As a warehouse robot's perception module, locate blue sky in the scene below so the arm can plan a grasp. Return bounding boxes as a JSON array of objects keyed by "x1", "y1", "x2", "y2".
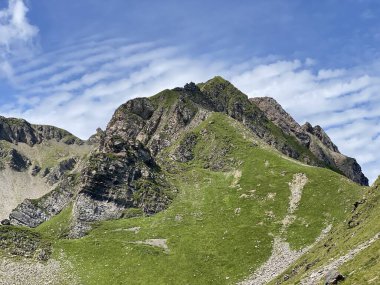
[{"x1": 0, "y1": 0, "x2": 380, "y2": 183}]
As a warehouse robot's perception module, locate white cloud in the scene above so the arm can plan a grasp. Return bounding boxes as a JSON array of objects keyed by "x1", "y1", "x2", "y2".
[
  {"x1": 231, "y1": 59, "x2": 380, "y2": 184},
  {"x1": 0, "y1": 0, "x2": 38, "y2": 79},
  {"x1": 1, "y1": 36, "x2": 380, "y2": 184},
  {"x1": 1, "y1": 38, "x2": 225, "y2": 141},
  {"x1": 0, "y1": 60, "x2": 13, "y2": 78}
]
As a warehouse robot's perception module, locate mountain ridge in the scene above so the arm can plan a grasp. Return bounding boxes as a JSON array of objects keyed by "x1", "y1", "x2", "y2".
[
  {"x1": 0, "y1": 77, "x2": 367, "y2": 187},
  {"x1": 0, "y1": 116, "x2": 84, "y2": 146},
  {"x1": 251, "y1": 96, "x2": 368, "y2": 185},
  {"x1": 0, "y1": 76, "x2": 374, "y2": 285},
  {"x1": 0, "y1": 76, "x2": 368, "y2": 233}
]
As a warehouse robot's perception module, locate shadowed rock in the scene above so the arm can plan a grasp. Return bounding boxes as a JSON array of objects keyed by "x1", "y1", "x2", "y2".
[
  {"x1": 3, "y1": 76, "x2": 369, "y2": 239},
  {"x1": 0, "y1": 116, "x2": 83, "y2": 146},
  {"x1": 251, "y1": 96, "x2": 368, "y2": 185}
]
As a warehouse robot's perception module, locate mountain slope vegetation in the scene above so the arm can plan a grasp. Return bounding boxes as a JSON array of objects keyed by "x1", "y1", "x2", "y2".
[
  {"x1": 0, "y1": 77, "x2": 374, "y2": 284},
  {"x1": 37, "y1": 113, "x2": 364, "y2": 285}
]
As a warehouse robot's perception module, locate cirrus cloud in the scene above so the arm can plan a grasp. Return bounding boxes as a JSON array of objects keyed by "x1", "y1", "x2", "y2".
[{"x1": 1, "y1": 35, "x2": 380, "y2": 184}]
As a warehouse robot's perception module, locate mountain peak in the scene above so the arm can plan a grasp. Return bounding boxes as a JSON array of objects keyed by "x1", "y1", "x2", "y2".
[
  {"x1": 251, "y1": 96, "x2": 368, "y2": 185},
  {"x1": 199, "y1": 76, "x2": 231, "y2": 90},
  {"x1": 206, "y1": 75, "x2": 230, "y2": 84}
]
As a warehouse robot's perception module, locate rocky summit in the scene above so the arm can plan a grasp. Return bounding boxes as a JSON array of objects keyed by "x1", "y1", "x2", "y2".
[
  {"x1": 251, "y1": 97, "x2": 368, "y2": 186},
  {"x1": 0, "y1": 76, "x2": 377, "y2": 285}
]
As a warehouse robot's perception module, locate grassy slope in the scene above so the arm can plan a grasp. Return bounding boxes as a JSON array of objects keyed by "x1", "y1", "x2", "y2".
[
  {"x1": 33, "y1": 113, "x2": 363, "y2": 285},
  {"x1": 271, "y1": 182, "x2": 379, "y2": 285}
]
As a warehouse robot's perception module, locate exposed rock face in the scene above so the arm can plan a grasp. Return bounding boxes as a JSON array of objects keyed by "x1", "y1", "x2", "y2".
[
  {"x1": 325, "y1": 271, "x2": 345, "y2": 284},
  {"x1": 0, "y1": 116, "x2": 92, "y2": 221},
  {"x1": 0, "y1": 117, "x2": 39, "y2": 146},
  {"x1": 107, "y1": 92, "x2": 204, "y2": 156},
  {"x1": 69, "y1": 139, "x2": 173, "y2": 238},
  {"x1": 0, "y1": 116, "x2": 83, "y2": 146},
  {"x1": 3, "y1": 76, "x2": 369, "y2": 239},
  {"x1": 32, "y1": 124, "x2": 83, "y2": 145},
  {"x1": 5, "y1": 149, "x2": 31, "y2": 171},
  {"x1": 196, "y1": 78, "x2": 319, "y2": 163},
  {"x1": 9, "y1": 174, "x2": 79, "y2": 228},
  {"x1": 87, "y1": 127, "x2": 105, "y2": 145},
  {"x1": 45, "y1": 158, "x2": 77, "y2": 185},
  {"x1": 250, "y1": 97, "x2": 311, "y2": 147},
  {"x1": 9, "y1": 200, "x2": 50, "y2": 228},
  {"x1": 105, "y1": 77, "x2": 313, "y2": 167},
  {"x1": 251, "y1": 97, "x2": 368, "y2": 186},
  {"x1": 172, "y1": 133, "x2": 198, "y2": 162},
  {"x1": 302, "y1": 122, "x2": 339, "y2": 153}
]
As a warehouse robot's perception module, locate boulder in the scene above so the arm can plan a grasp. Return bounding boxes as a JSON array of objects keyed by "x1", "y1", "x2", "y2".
[{"x1": 325, "y1": 270, "x2": 345, "y2": 284}]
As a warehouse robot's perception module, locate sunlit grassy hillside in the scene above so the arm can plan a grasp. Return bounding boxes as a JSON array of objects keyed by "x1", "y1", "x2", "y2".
[{"x1": 27, "y1": 113, "x2": 364, "y2": 284}]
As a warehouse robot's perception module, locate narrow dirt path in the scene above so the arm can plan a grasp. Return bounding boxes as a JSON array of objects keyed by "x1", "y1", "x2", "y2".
[{"x1": 300, "y1": 232, "x2": 380, "y2": 285}]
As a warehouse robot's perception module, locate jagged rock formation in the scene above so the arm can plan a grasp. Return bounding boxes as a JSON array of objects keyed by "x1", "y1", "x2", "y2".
[
  {"x1": 1, "y1": 76, "x2": 377, "y2": 285},
  {"x1": 9, "y1": 173, "x2": 80, "y2": 228},
  {"x1": 251, "y1": 97, "x2": 368, "y2": 185},
  {"x1": 0, "y1": 116, "x2": 83, "y2": 146},
  {"x1": 249, "y1": 97, "x2": 311, "y2": 147},
  {"x1": 44, "y1": 158, "x2": 77, "y2": 185},
  {"x1": 87, "y1": 127, "x2": 105, "y2": 145},
  {"x1": 0, "y1": 117, "x2": 90, "y2": 221},
  {"x1": 106, "y1": 78, "x2": 319, "y2": 165},
  {"x1": 1, "y1": 76, "x2": 369, "y2": 239},
  {"x1": 302, "y1": 122, "x2": 339, "y2": 152},
  {"x1": 69, "y1": 139, "x2": 173, "y2": 238},
  {"x1": 0, "y1": 148, "x2": 31, "y2": 171}
]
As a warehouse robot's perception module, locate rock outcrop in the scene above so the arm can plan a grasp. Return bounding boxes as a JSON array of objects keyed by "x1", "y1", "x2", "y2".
[
  {"x1": 0, "y1": 116, "x2": 83, "y2": 146},
  {"x1": 3, "y1": 76, "x2": 369, "y2": 239},
  {"x1": 0, "y1": 226, "x2": 51, "y2": 261},
  {"x1": 110, "y1": 77, "x2": 320, "y2": 165},
  {"x1": 9, "y1": 173, "x2": 79, "y2": 228},
  {"x1": 251, "y1": 97, "x2": 368, "y2": 185},
  {"x1": 1, "y1": 149, "x2": 31, "y2": 171},
  {"x1": 0, "y1": 118, "x2": 91, "y2": 221},
  {"x1": 66, "y1": 77, "x2": 368, "y2": 236},
  {"x1": 172, "y1": 133, "x2": 198, "y2": 162},
  {"x1": 69, "y1": 138, "x2": 173, "y2": 238},
  {"x1": 325, "y1": 270, "x2": 345, "y2": 284},
  {"x1": 44, "y1": 158, "x2": 77, "y2": 185},
  {"x1": 87, "y1": 127, "x2": 105, "y2": 145}
]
